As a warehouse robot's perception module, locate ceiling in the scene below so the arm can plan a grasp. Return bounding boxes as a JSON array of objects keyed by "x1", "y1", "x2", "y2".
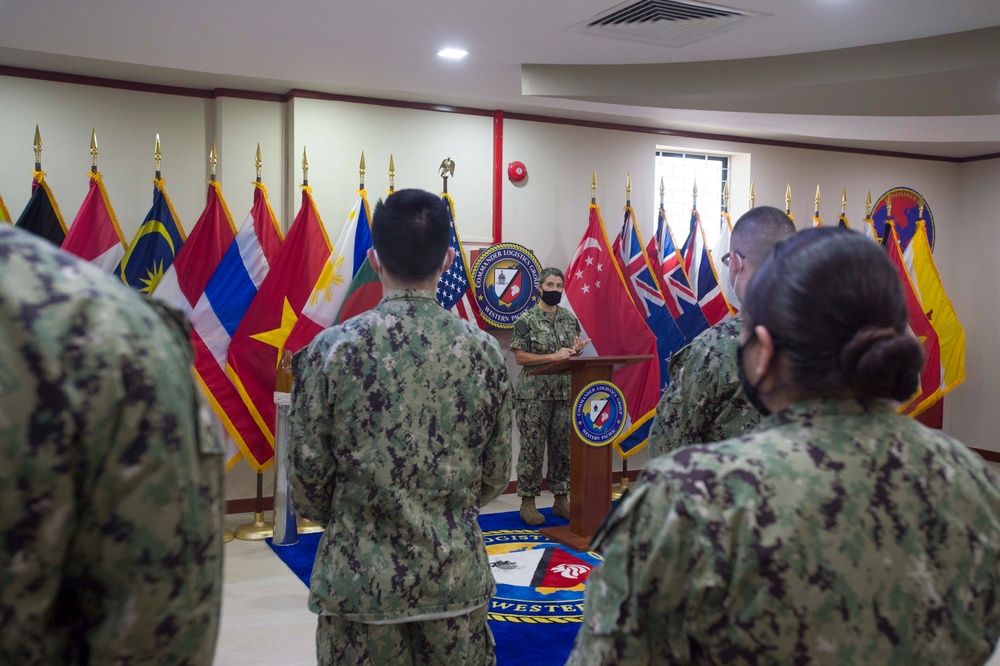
[{"x1": 2, "y1": 0, "x2": 1000, "y2": 159}]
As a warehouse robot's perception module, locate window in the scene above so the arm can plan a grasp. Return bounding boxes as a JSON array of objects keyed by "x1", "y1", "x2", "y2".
[{"x1": 653, "y1": 151, "x2": 729, "y2": 250}]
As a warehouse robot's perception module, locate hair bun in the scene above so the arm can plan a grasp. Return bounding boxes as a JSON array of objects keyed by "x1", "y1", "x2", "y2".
[{"x1": 839, "y1": 327, "x2": 923, "y2": 400}]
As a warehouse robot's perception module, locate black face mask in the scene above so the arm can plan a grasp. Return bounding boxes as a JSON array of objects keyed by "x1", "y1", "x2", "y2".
[
  {"x1": 736, "y1": 334, "x2": 771, "y2": 417},
  {"x1": 540, "y1": 289, "x2": 562, "y2": 306}
]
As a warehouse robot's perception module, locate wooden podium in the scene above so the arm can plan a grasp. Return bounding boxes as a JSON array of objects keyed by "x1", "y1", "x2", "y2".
[{"x1": 528, "y1": 354, "x2": 652, "y2": 551}]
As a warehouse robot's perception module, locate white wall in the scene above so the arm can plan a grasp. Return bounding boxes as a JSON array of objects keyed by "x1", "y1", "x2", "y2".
[{"x1": 1, "y1": 72, "x2": 990, "y2": 503}]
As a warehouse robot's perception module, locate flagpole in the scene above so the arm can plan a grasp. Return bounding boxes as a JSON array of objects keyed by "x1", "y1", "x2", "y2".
[
  {"x1": 90, "y1": 129, "x2": 98, "y2": 174},
  {"x1": 591, "y1": 169, "x2": 597, "y2": 205},
  {"x1": 154, "y1": 134, "x2": 162, "y2": 181},
  {"x1": 388, "y1": 154, "x2": 395, "y2": 193},
  {"x1": 785, "y1": 183, "x2": 792, "y2": 218},
  {"x1": 34, "y1": 124, "x2": 42, "y2": 172},
  {"x1": 749, "y1": 180, "x2": 756, "y2": 210},
  {"x1": 612, "y1": 172, "x2": 631, "y2": 502},
  {"x1": 359, "y1": 151, "x2": 366, "y2": 190},
  {"x1": 814, "y1": 185, "x2": 821, "y2": 218},
  {"x1": 271, "y1": 350, "x2": 299, "y2": 546},
  {"x1": 440, "y1": 156, "x2": 454, "y2": 194},
  {"x1": 233, "y1": 141, "x2": 277, "y2": 542},
  {"x1": 209, "y1": 139, "x2": 217, "y2": 183}
]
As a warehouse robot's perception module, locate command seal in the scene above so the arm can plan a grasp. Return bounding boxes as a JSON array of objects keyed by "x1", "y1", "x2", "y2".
[
  {"x1": 471, "y1": 243, "x2": 541, "y2": 328},
  {"x1": 573, "y1": 380, "x2": 627, "y2": 447},
  {"x1": 871, "y1": 187, "x2": 935, "y2": 251}
]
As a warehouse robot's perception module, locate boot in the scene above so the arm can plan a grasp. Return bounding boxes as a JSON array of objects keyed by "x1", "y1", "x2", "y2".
[
  {"x1": 552, "y1": 494, "x2": 570, "y2": 520},
  {"x1": 519, "y1": 496, "x2": 544, "y2": 526}
]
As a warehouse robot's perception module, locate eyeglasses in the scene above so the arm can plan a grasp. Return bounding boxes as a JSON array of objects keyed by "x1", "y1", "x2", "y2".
[{"x1": 721, "y1": 250, "x2": 744, "y2": 267}]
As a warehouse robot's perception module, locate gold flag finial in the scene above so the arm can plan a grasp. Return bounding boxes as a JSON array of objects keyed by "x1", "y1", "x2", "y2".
[
  {"x1": 302, "y1": 146, "x2": 309, "y2": 186},
  {"x1": 626, "y1": 172, "x2": 632, "y2": 203},
  {"x1": 692, "y1": 180, "x2": 698, "y2": 211},
  {"x1": 918, "y1": 197, "x2": 925, "y2": 220},
  {"x1": 255, "y1": 143, "x2": 262, "y2": 182},
  {"x1": 814, "y1": 185, "x2": 821, "y2": 215},
  {"x1": 723, "y1": 181, "x2": 730, "y2": 212},
  {"x1": 886, "y1": 198, "x2": 893, "y2": 219},
  {"x1": 90, "y1": 128, "x2": 98, "y2": 173},
  {"x1": 154, "y1": 134, "x2": 162, "y2": 178},
  {"x1": 841, "y1": 188, "x2": 847, "y2": 215},
  {"x1": 359, "y1": 151, "x2": 366, "y2": 190},
  {"x1": 785, "y1": 183, "x2": 791, "y2": 213},
  {"x1": 388, "y1": 154, "x2": 395, "y2": 192},
  {"x1": 439, "y1": 156, "x2": 455, "y2": 194},
  {"x1": 865, "y1": 190, "x2": 872, "y2": 218},
  {"x1": 209, "y1": 139, "x2": 217, "y2": 182},
  {"x1": 750, "y1": 180, "x2": 756, "y2": 209},
  {"x1": 33, "y1": 124, "x2": 42, "y2": 169},
  {"x1": 591, "y1": 170, "x2": 597, "y2": 203},
  {"x1": 659, "y1": 176, "x2": 665, "y2": 201}
]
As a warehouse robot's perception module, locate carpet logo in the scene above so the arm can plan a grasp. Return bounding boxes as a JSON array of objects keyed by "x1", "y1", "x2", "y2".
[{"x1": 484, "y1": 528, "x2": 602, "y2": 623}]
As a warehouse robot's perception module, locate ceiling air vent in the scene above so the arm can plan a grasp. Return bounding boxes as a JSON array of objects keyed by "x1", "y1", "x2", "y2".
[{"x1": 571, "y1": 0, "x2": 769, "y2": 47}]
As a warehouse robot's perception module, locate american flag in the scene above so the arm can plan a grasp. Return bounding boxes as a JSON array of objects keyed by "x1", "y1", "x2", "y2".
[{"x1": 437, "y1": 194, "x2": 486, "y2": 329}]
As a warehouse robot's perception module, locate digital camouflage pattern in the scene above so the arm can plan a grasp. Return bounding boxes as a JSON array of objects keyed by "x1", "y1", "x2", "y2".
[
  {"x1": 647, "y1": 316, "x2": 759, "y2": 457},
  {"x1": 288, "y1": 289, "x2": 512, "y2": 626},
  {"x1": 0, "y1": 224, "x2": 225, "y2": 664},
  {"x1": 569, "y1": 398, "x2": 1000, "y2": 665},
  {"x1": 515, "y1": 398, "x2": 570, "y2": 497},
  {"x1": 316, "y1": 604, "x2": 495, "y2": 666},
  {"x1": 510, "y1": 305, "x2": 581, "y2": 401}
]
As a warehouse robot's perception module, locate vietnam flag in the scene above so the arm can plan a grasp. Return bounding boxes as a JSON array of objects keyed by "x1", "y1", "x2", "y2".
[
  {"x1": 284, "y1": 190, "x2": 372, "y2": 353},
  {"x1": 62, "y1": 172, "x2": 128, "y2": 272},
  {"x1": 885, "y1": 219, "x2": 942, "y2": 417},
  {"x1": 226, "y1": 186, "x2": 333, "y2": 467},
  {"x1": 562, "y1": 203, "x2": 660, "y2": 458}
]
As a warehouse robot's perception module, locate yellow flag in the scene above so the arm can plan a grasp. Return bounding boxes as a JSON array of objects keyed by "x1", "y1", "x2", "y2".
[
  {"x1": 903, "y1": 220, "x2": 966, "y2": 394},
  {"x1": 0, "y1": 193, "x2": 11, "y2": 224}
]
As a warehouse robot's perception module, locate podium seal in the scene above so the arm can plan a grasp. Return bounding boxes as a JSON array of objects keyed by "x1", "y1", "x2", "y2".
[
  {"x1": 573, "y1": 380, "x2": 627, "y2": 447},
  {"x1": 471, "y1": 243, "x2": 541, "y2": 328}
]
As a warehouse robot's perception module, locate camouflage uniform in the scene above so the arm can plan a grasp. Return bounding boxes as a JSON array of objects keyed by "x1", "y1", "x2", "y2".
[
  {"x1": 647, "y1": 316, "x2": 759, "y2": 457},
  {"x1": 288, "y1": 289, "x2": 512, "y2": 665},
  {"x1": 0, "y1": 225, "x2": 225, "y2": 664},
  {"x1": 510, "y1": 305, "x2": 581, "y2": 497},
  {"x1": 569, "y1": 398, "x2": 1000, "y2": 665}
]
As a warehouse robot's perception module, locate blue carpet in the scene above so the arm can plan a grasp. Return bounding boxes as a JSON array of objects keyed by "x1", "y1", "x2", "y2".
[{"x1": 268, "y1": 507, "x2": 599, "y2": 665}]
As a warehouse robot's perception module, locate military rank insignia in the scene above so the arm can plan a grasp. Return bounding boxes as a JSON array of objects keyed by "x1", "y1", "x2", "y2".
[{"x1": 471, "y1": 243, "x2": 541, "y2": 328}]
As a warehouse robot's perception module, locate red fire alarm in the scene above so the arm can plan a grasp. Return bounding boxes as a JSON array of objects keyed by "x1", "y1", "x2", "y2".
[{"x1": 508, "y1": 161, "x2": 527, "y2": 182}]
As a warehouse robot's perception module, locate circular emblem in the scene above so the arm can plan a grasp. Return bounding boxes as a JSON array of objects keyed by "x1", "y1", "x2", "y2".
[
  {"x1": 484, "y1": 527, "x2": 602, "y2": 624},
  {"x1": 573, "y1": 381, "x2": 627, "y2": 447},
  {"x1": 871, "y1": 187, "x2": 935, "y2": 252},
  {"x1": 471, "y1": 243, "x2": 541, "y2": 328}
]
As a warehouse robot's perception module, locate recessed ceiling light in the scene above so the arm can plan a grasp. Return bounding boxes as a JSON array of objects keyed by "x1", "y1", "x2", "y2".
[{"x1": 437, "y1": 48, "x2": 468, "y2": 60}]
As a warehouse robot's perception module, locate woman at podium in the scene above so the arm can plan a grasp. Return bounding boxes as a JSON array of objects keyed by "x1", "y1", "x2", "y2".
[
  {"x1": 511, "y1": 267, "x2": 588, "y2": 526},
  {"x1": 567, "y1": 228, "x2": 1000, "y2": 664}
]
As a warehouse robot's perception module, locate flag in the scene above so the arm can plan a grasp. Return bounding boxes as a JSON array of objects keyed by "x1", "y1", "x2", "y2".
[
  {"x1": 189, "y1": 181, "x2": 284, "y2": 470},
  {"x1": 563, "y1": 203, "x2": 660, "y2": 457},
  {"x1": 62, "y1": 172, "x2": 128, "y2": 272},
  {"x1": 15, "y1": 171, "x2": 66, "y2": 245},
  {"x1": 226, "y1": 186, "x2": 334, "y2": 469},
  {"x1": 646, "y1": 205, "x2": 710, "y2": 342},
  {"x1": 336, "y1": 255, "x2": 383, "y2": 323},
  {"x1": 0, "y1": 193, "x2": 12, "y2": 224},
  {"x1": 903, "y1": 218, "x2": 965, "y2": 397},
  {"x1": 284, "y1": 190, "x2": 373, "y2": 353},
  {"x1": 885, "y1": 219, "x2": 942, "y2": 417},
  {"x1": 859, "y1": 216, "x2": 880, "y2": 242},
  {"x1": 712, "y1": 209, "x2": 738, "y2": 308},
  {"x1": 612, "y1": 205, "x2": 686, "y2": 389},
  {"x1": 438, "y1": 193, "x2": 486, "y2": 329},
  {"x1": 154, "y1": 181, "x2": 237, "y2": 312},
  {"x1": 118, "y1": 179, "x2": 186, "y2": 293},
  {"x1": 838, "y1": 213, "x2": 850, "y2": 229},
  {"x1": 680, "y1": 209, "x2": 734, "y2": 326}
]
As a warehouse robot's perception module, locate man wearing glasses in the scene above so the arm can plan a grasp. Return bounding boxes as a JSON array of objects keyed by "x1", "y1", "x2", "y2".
[{"x1": 647, "y1": 206, "x2": 796, "y2": 457}]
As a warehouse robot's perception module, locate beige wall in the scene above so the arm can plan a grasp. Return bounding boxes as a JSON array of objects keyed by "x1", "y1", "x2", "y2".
[{"x1": 1, "y1": 73, "x2": 993, "y2": 505}]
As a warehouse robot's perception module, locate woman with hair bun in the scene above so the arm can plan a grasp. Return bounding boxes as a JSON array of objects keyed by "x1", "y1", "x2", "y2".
[{"x1": 568, "y1": 227, "x2": 1000, "y2": 665}]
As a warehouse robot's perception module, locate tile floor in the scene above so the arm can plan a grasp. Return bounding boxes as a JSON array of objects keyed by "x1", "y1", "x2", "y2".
[{"x1": 214, "y1": 490, "x2": 1000, "y2": 665}]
